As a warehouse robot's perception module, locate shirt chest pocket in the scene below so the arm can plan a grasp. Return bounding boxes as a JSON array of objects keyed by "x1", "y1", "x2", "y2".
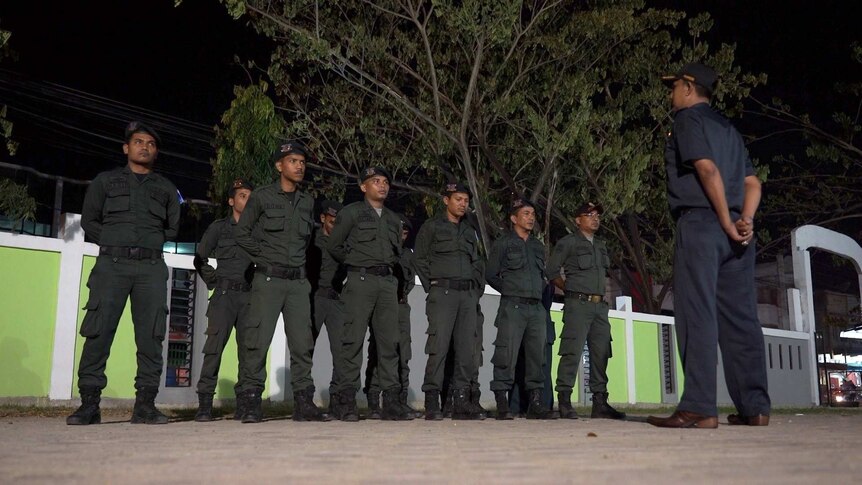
[
  {"x1": 104, "y1": 186, "x2": 130, "y2": 214},
  {"x1": 388, "y1": 224, "x2": 401, "y2": 248},
  {"x1": 577, "y1": 248, "x2": 595, "y2": 269},
  {"x1": 434, "y1": 230, "x2": 457, "y2": 253},
  {"x1": 216, "y1": 238, "x2": 237, "y2": 259},
  {"x1": 356, "y1": 221, "x2": 378, "y2": 242},
  {"x1": 148, "y1": 189, "x2": 169, "y2": 219},
  {"x1": 263, "y1": 209, "x2": 285, "y2": 232},
  {"x1": 505, "y1": 245, "x2": 526, "y2": 269},
  {"x1": 297, "y1": 214, "x2": 313, "y2": 239}
]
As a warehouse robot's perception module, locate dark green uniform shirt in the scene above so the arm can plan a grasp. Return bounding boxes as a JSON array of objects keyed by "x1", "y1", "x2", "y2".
[
  {"x1": 235, "y1": 182, "x2": 314, "y2": 268},
  {"x1": 414, "y1": 213, "x2": 484, "y2": 292},
  {"x1": 397, "y1": 248, "x2": 416, "y2": 301},
  {"x1": 326, "y1": 200, "x2": 402, "y2": 267},
  {"x1": 546, "y1": 231, "x2": 610, "y2": 295},
  {"x1": 194, "y1": 216, "x2": 254, "y2": 289},
  {"x1": 314, "y1": 230, "x2": 346, "y2": 290},
  {"x1": 486, "y1": 230, "x2": 546, "y2": 300},
  {"x1": 81, "y1": 165, "x2": 180, "y2": 249}
]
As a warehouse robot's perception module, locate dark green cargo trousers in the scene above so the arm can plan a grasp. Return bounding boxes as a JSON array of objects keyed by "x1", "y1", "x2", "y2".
[
  {"x1": 77, "y1": 255, "x2": 168, "y2": 391},
  {"x1": 313, "y1": 292, "x2": 345, "y2": 397},
  {"x1": 238, "y1": 273, "x2": 314, "y2": 393},
  {"x1": 422, "y1": 287, "x2": 479, "y2": 392},
  {"x1": 197, "y1": 288, "x2": 250, "y2": 395},
  {"x1": 337, "y1": 272, "x2": 400, "y2": 393},
  {"x1": 555, "y1": 298, "x2": 612, "y2": 394},
  {"x1": 365, "y1": 302, "x2": 412, "y2": 393},
  {"x1": 490, "y1": 298, "x2": 547, "y2": 391}
]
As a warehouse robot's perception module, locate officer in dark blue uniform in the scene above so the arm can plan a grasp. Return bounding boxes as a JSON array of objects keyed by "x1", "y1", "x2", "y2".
[{"x1": 648, "y1": 63, "x2": 771, "y2": 428}]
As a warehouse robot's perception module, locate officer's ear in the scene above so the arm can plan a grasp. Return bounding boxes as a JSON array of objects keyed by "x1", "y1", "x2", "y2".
[
  {"x1": 274, "y1": 160, "x2": 283, "y2": 174},
  {"x1": 122, "y1": 143, "x2": 130, "y2": 156},
  {"x1": 228, "y1": 197, "x2": 235, "y2": 208},
  {"x1": 509, "y1": 213, "x2": 518, "y2": 225}
]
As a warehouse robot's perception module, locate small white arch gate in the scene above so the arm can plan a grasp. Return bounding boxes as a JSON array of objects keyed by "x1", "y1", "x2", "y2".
[{"x1": 791, "y1": 225, "x2": 862, "y2": 405}]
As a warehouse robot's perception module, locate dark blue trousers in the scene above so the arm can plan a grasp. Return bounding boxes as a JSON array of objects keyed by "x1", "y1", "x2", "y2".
[{"x1": 673, "y1": 209, "x2": 771, "y2": 417}]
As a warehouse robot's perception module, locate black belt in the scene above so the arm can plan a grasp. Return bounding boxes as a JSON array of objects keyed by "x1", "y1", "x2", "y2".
[
  {"x1": 346, "y1": 265, "x2": 393, "y2": 276},
  {"x1": 504, "y1": 296, "x2": 541, "y2": 305},
  {"x1": 99, "y1": 246, "x2": 162, "y2": 260},
  {"x1": 565, "y1": 291, "x2": 604, "y2": 303},
  {"x1": 256, "y1": 265, "x2": 306, "y2": 280},
  {"x1": 216, "y1": 279, "x2": 251, "y2": 292},
  {"x1": 316, "y1": 287, "x2": 341, "y2": 300},
  {"x1": 430, "y1": 278, "x2": 475, "y2": 291}
]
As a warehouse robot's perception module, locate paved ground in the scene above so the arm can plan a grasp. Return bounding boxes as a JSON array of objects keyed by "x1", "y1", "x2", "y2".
[{"x1": 0, "y1": 410, "x2": 859, "y2": 483}]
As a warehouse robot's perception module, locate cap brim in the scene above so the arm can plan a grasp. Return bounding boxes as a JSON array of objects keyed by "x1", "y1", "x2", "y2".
[{"x1": 661, "y1": 75, "x2": 678, "y2": 86}]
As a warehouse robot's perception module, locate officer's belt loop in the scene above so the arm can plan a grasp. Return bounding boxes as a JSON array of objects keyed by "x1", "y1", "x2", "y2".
[
  {"x1": 565, "y1": 291, "x2": 604, "y2": 303},
  {"x1": 429, "y1": 278, "x2": 474, "y2": 291},
  {"x1": 504, "y1": 295, "x2": 541, "y2": 305},
  {"x1": 99, "y1": 246, "x2": 163, "y2": 260},
  {"x1": 255, "y1": 265, "x2": 305, "y2": 280}
]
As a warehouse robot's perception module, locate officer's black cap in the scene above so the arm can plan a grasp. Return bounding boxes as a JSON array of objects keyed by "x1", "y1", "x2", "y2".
[
  {"x1": 442, "y1": 182, "x2": 471, "y2": 198},
  {"x1": 661, "y1": 62, "x2": 718, "y2": 93},
  {"x1": 509, "y1": 197, "x2": 536, "y2": 215},
  {"x1": 360, "y1": 166, "x2": 392, "y2": 183},
  {"x1": 124, "y1": 121, "x2": 161, "y2": 148},
  {"x1": 575, "y1": 201, "x2": 603, "y2": 216},
  {"x1": 272, "y1": 140, "x2": 310, "y2": 164},
  {"x1": 228, "y1": 177, "x2": 254, "y2": 198},
  {"x1": 320, "y1": 200, "x2": 343, "y2": 218}
]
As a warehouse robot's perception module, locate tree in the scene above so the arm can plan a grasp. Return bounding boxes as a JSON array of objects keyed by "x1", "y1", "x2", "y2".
[
  {"x1": 214, "y1": 0, "x2": 763, "y2": 312},
  {"x1": 747, "y1": 45, "x2": 862, "y2": 257},
  {"x1": 0, "y1": 23, "x2": 36, "y2": 226}
]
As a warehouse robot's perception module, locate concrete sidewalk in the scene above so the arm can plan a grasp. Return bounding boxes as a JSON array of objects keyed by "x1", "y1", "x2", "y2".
[{"x1": 0, "y1": 412, "x2": 859, "y2": 483}]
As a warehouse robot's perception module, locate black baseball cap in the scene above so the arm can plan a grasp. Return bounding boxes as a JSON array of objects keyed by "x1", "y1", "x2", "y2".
[
  {"x1": 442, "y1": 182, "x2": 471, "y2": 198},
  {"x1": 661, "y1": 62, "x2": 718, "y2": 93},
  {"x1": 271, "y1": 140, "x2": 311, "y2": 164},
  {"x1": 575, "y1": 201, "x2": 603, "y2": 216},
  {"x1": 228, "y1": 177, "x2": 254, "y2": 198},
  {"x1": 509, "y1": 197, "x2": 536, "y2": 215},
  {"x1": 124, "y1": 121, "x2": 161, "y2": 147},
  {"x1": 360, "y1": 166, "x2": 392, "y2": 183},
  {"x1": 320, "y1": 200, "x2": 343, "y2": 217}
]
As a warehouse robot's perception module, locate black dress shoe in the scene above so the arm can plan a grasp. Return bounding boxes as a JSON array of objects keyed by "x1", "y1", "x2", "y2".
[
  {"x1": 727, "y1": 414, "x2": 769, "y2": 426},
  {"x1": 647, "y1": 410, "x2": 718, "y2": 428}
]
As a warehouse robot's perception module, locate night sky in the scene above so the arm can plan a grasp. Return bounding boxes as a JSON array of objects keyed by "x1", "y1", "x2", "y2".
[{"x1": 1, "y1": 0, "x2": 861, "y2": 229}]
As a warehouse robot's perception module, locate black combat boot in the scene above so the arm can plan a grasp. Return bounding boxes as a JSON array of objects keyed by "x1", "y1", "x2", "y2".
[
  {"x1": 441, "y1": 390, "x2": 454, "y2": 418},
  {"x1": 130, "y1": 387, "x2": 169, "y2": 425},
  {"x1": 400, "y1": 389, "x2": 422, "y2": 419},
  {"x1": 591, "y1": 392, "x2": 626, "y2": 420},
  {"x1": 194, "y1": 393, "x2": 214, "y2": 422},
  {"x1": 557, "y1": 391, "x2": 579, "y2": 420},
  {"x1": 424, "y1": 391, "x2": 443, "y2": 421},
  {"x1": 241, "y1": 389, "x2": 263, "y2": 424},
  {"x1": 452, "y1": 388, "x2": 482, "y2": 420},
  {"x1": 366, "y1": 391, "x2": 382, "y2": 420},
  {"x1": 66, "y1": 387, "x2": 101, "y2": 425},
  {"x1": 381, "y1": 389, "x2": 411, "y2": 421},
  {"x1": 526, "y1": 389, "x2": 557, "y2": 420},
  {"x1": 336, "y1": 389, "x2": 359, "y2": 422},
  {"x1": 233, "y1": 392, "x2": 247, "y2": 420},
  {"x1": 493, "y1": 390, "x2": 513, "y2": 420},
  {"x1": 470, "y1": 386, "x2": 488, "y2": 420},
  {"x1": 293, "y1": 386, "x2": 332, "y2": 422}
]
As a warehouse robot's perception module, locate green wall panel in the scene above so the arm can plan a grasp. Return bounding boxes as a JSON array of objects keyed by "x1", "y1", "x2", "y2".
[
  {"x1": 633, "y1": 321, "x2": 662, "y2": 403},
  {"x1": 0, "y1": 247, "x2": 60, "y2": 397},
  {"x1": 72, "y1": 256, "x2": 140, "y2": 399},
  {"x1": 606, "y1": 317, "x2": 628, "y2": 402}
]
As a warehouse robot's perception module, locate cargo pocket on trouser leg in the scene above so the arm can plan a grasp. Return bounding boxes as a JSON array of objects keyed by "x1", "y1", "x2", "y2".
[
  {"x1": 153, "y1": 305, "x2": 168, "y2": 341},
  {"x1": 424, "y1": 327, "x2": 438, "y2": 356},
  {"x1": 202, "y1": 324, "x2": 222, "y2": 354},
  {"x1": 490, "y1": 344, "x2": 509, "y2": 370},
  {"x1": 79, "y1": 296, "x2": 102, "y2": 338},
  {"x1": 244, "y1": 312, "x2": 263, "y2": 350}
]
